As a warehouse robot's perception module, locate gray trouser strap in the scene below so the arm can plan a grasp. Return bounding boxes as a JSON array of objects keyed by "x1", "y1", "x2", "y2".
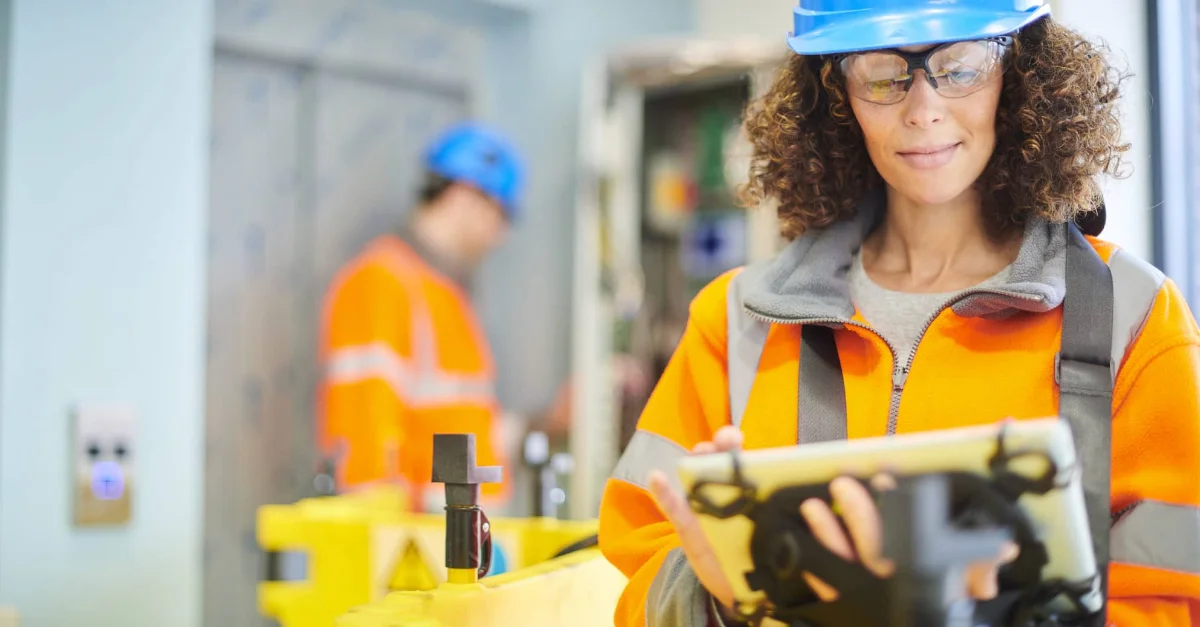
[
  {"x1": 1059, "y1": 223, "x2": 1115, "y2": 614},
  {"x1": 726, "y1": 267, "x2": 846, "y2": 441},
  {"x1": 798, "y1": 325, "x2": 847, "y2": 444}
]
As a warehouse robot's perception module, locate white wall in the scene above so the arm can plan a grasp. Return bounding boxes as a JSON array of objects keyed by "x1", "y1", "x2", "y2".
[
  {"x1": 0, "y1": 2, "x2": 211, "y2": 626},
  {"x1": 1052, "y1": 0, "x2": 1154, "y2": 261},
  {"x1": 696, "y1": 0, "x2": 795, "y2": 39},
  {"x1": 694, "y1": 0, "x2": 1155, "y2": 261}
]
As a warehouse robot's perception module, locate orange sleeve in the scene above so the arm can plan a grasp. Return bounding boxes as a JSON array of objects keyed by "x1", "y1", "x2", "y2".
[
  {"x1": 599, "y1": 271, "x2": 736, "y2": 627},
  {"x1": 321, "y1": 261, "x2": 414, "y2": 489},
  {"x1": 1108, "y1": 278, "x2": 1200, "y2": 624}
]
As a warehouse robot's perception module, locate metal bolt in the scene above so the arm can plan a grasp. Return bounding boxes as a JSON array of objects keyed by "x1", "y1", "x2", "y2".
[{"x1": 313, "y1": 474, "x2": 335, "y2": 495}]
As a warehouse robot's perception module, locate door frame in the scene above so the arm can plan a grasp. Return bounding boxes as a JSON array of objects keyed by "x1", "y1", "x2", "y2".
[{"x1": 1148, "y1": 0, "x2": 1200, "y2": 306}]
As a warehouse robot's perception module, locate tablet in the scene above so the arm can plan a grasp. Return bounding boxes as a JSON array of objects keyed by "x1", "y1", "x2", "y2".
[{"x1": 675, "y1": 418, "x2": 1101, "y2": 618}]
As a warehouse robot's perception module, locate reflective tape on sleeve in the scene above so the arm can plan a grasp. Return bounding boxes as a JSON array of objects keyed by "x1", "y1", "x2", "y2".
[
  {"x1": 1111, "y1": 500, "x2": 1200, "y2": 575},
  {"x1": 610, "y1": 430, "x2": 688, "y2": 494}
]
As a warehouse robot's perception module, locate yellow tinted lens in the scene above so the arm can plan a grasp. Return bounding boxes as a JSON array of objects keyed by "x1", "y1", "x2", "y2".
[{"x1": 840, "y1": 52, "x2": 910, "y2": 103}]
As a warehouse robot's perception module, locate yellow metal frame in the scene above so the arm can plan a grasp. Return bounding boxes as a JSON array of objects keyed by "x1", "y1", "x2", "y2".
[
  {"x1": 257, "y1": 487, "x2": 600, "y2": 627},
  {"x1": 336, "y1": 548, "x2": 627, "y2": 627}
]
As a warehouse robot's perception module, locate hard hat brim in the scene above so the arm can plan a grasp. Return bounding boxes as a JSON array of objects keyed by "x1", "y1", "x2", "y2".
[{"x1": 787, "y1": 5, "x2": 1051, "y2": 56}]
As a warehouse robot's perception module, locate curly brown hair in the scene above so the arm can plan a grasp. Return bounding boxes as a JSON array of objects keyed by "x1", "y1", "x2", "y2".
[{"x1": 739, "y1": 17, "x2": 1130, "y2": 240}]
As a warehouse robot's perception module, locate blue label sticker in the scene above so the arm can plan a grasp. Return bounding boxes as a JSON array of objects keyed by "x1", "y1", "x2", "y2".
[{"x1": 681, "y1": 214, "x2": 747, "y2": 279}]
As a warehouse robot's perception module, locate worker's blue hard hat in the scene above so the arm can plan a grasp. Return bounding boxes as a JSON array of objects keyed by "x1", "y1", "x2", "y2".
[
  {"x1": 787, "y1": 0, "x2": 1052, "y2": 56},
  {"x1": 423, "y1": 123, "x2": 526, "y2": 220}
]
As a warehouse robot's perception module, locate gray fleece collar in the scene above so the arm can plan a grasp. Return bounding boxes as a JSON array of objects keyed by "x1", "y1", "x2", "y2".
[{"x1": 742, "y1": 189, "x2": 1069, "y2": 323}]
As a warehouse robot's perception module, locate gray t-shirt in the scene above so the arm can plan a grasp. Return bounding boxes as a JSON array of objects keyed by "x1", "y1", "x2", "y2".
[{"x1": 849, "y1": 250, "x2": 1013, "y2": 362}]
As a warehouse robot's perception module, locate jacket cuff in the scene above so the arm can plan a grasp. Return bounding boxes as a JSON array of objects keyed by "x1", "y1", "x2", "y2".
[
  {"x1": 707, "y1": 592, "x2": 749, "y2": 627},
  {"x1": 645, "y1": 548, "x2": 711, "y2": 627}
]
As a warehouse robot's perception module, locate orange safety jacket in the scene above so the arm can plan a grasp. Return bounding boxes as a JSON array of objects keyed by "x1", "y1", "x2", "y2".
[
  {"x1": 599, "y1": 200, "x2": 1200, "y2": 626},
  {"x1": 318, "y1": 234, "x2": 510, "y2": 506}
]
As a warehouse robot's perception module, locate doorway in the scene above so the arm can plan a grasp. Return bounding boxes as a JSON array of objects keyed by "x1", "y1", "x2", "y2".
[{"x1": 204, "y1": 5, "x2": 479, "y2": 624}]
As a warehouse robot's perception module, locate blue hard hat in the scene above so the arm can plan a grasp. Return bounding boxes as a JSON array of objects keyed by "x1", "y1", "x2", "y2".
[
  {"x1": 423, "y1": 123, "x2": 526, "y2": 220},
  {"x1": 788, "y1": 0, "x2": 1052, "y2": 56}
]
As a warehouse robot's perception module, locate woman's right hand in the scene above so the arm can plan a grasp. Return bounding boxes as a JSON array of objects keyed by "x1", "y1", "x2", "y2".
[
  {"x1": 647, "y1": 425, "x2": 1019, "y2": 615},
  {"x1": 647, "y1": 425, "x2": 744, "y2": 610}
]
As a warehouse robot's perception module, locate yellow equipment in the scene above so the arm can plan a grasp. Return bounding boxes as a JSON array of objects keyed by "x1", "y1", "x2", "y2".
[
  {"x1": 257, "y1": 485, "x2": 599, "y2": 627},
  {"x1": 336, "y1": 547, "x2": 626, "y2": 627}
]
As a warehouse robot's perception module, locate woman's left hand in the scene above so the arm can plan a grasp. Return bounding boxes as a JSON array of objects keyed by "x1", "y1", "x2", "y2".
[{"x1": 800, "y1": 475, "x2": 1021, "y2": 602}]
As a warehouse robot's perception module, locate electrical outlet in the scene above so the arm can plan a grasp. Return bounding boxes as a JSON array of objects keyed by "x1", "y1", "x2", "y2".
[{"x1": 71, "y1": 405, "x2": 135, "y2": 527}]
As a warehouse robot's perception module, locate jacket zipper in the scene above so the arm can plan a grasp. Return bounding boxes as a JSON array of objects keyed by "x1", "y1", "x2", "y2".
[
  {"x1": 1111, "y1": 500, "x2": 1142, "y2": 524},
  {"x1": 745, "y1": 287, "x2": 1041, "y2": 436},
  {"x1": 745, "y1": 311, "x2": 904, "y2": 435}
]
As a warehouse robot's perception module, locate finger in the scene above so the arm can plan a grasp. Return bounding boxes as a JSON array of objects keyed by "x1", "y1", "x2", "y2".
[
  {"x1": 800, "y1": 498, "x2": 857, "y2": 562},
  {"x1": 867, "y1": 473, "x2": 897, "y2": 576},
  {"x1": 965, "y1": 561, "x2": 1000, "y2": 600},
  {"x1": 648, "y1": 471, "x2": 734, "y2": 607},
  {"x1": 691, "y1": 441, "x2": 717, "y2": 456},
  {"x1": 799, "y1": 497, "x2": 855, "y2": 602},
  {"x1": 998, "y1": 540, "x2": 1020, "y2": 564},
  {"x1": 648, "y1": 471, "x2": 699, "y2": 543},
  {"x1": 713, "y1": 426, "x2": 744, "y2": 452},
  {"x1": 830, "y1": 477, "x2": 894, "y2": 578},
  {"x1": 869, "y1": 473, "x2": 897, "y2": 492},
  {"x1": 966, "y1": 541, "x2": 1020, "y2": 600},
  {"x1": 802, "y1": 572, "x2": 840, "y2": 602}
]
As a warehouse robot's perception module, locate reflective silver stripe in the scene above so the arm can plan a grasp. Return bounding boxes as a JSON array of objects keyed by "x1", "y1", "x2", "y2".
[
  {"x1": 325, "y1": 341, "x2": 496, "y2": 408},
  {"x1": 1108, "y1": 248, "x2": 1167, "y2": 377},
  {"x1": 611, "y1": 430, "x2": 687, "y2": 494},
  {"x1": 726, "y1": 266, "x2": 770, "y2": 428},
  {"x1": 409, "y1": 374, "x2": 495, "y2": 407},
  {"x1": 1111, "y1": 500, "x2": 1200, "y2": 574}
]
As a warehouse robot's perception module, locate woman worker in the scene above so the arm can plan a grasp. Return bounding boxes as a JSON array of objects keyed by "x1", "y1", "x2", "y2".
[{"x1": 598, "y1": 0, "x2": 1200, "y2": 625}]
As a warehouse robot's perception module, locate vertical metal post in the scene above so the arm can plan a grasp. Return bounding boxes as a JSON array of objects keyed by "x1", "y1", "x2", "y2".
[{"x1": 431, "y1": 433, "x2": 502, "y2": 584}]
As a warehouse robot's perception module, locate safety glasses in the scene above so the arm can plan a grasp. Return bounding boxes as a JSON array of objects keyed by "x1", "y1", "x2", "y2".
[{"x1": 833, "y1": 37, "x2": 1013, "y2": 105}]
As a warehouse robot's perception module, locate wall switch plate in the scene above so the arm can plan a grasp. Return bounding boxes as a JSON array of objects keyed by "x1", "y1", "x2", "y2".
[{"x1": 71, "y1": 405, "x2": 136, "y2": 527}]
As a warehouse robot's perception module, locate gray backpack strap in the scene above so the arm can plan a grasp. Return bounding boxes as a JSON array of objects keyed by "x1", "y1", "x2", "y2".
[
  {"x1": 798, "y1": 325, "x2": 847, "y2": 443},
  {"x1": 726, "y1": 267, "x2": 771, "y2": 428},
  {"x1": 1058, "y1": 222, "x2": 1115, "y2": 615}
]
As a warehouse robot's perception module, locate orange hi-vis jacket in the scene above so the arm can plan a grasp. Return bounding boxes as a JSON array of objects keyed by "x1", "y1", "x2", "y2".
[
  {"x1": 599, "y1": 203, "x2": 1200, "y2": 626},
  {"x1": 319, "y1": 234, "x2": 509, "y2": 505}
]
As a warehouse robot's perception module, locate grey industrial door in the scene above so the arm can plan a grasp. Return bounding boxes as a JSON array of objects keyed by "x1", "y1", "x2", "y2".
[{"x1": 205, "y1": 44, "x2": 470, "y2": 627}]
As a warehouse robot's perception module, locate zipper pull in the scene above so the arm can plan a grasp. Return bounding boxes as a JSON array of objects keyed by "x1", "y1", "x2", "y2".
[{"x1": 892, "y1": 367, "x2": 909, "y2": 392}]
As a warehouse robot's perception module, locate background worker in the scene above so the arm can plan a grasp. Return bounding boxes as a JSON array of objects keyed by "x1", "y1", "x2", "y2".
[
  {"x1": 318, "y1": 122, "x2": 525, "y2": 511},
  {"x1": 599, "y1": 0, "x2": 1200, "y2": 625}
]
